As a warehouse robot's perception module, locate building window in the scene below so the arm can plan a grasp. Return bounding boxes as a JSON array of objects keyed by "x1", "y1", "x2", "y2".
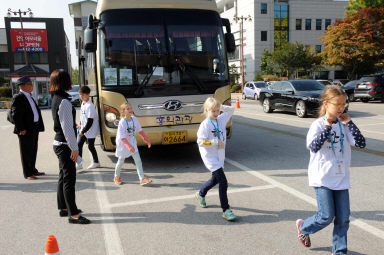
[
  {"x1": 13, "y1": 52, "x2": 49, "y2": 64},
  {"x1": 315, "y1": 45, "x2": 322, "y2": 54},
  {"x1": 305, "y1": 19, "x2": 311, "y2": 30},
  {"x1": 316, "y1": 19, "x2": 322, "y2": 30},
  {"x1": 261, "y1": 3, "x2": 268, "y2": 14},
  {"x1": 296, "y1": 19, "x2": 302, "y2": 30},
  {"x1": 228, "y1": 45, "x2": 240, "y2": 60},
  {"x1": 325, "y1": 19, "x2": 332, "y2": 30},
  {"x1": 0, "y1": 52, "x2": 9, "y2": 68},
  {"x1": 274, "y1": 3, "x2": 289, "y2": 48},
  {"x1": 261, "y1": 31, "x2": 268, "y2": 41}
]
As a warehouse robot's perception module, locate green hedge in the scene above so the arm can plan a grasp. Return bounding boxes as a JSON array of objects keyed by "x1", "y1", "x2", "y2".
[
  {"x1": 0, "y1": 87, "x2": 12, "y2": 98},
  {"x1": 0, "y1": 97, "x2": 12, "y2": 101},
  {"x1": 231, "y1": 84, "x2": 241, "y2": 92}
]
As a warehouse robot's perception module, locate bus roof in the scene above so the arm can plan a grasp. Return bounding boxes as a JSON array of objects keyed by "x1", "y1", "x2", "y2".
[{"x1": 96, "y1": 0, "x2": 218, "y2": 18}]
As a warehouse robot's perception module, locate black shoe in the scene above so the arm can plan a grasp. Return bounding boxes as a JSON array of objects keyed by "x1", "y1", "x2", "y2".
[
  {"x1": 68, "y1": 215, "x2": 91, "y2": 224},
  {"x1": 59, "y1": 209, "x2": 83, "y2": 217}
]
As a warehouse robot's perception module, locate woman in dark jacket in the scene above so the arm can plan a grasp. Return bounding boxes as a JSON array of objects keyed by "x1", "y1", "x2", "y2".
[{"x1": 50, "y1": 69, "x2": 90, "y2": 224}]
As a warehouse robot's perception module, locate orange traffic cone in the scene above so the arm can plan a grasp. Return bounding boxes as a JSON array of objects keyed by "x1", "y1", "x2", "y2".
[
  {"x1": 45, "y1": 235, "x2": 60, "y2": 255},
  {"x1": 236, "y1": 97, "x2": 240, "y2": 109}
]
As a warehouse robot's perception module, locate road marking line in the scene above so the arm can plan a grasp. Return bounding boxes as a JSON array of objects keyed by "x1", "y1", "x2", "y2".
[
  {"x1": 225, "y1": 158, "x2": 384, "y2": 240},
  {"x1": 237, "y1": 111, "x2": 311, "y2": 125},
  {"x1": 94, "y1": 173, "x2": 124, "y2": 255},
  {"x1": 0, "y1": 125, "x2": 13, "y2": 130},
  {"x1": 233, "y1": 119, "x2": 384, "y2": 157},
  {"x1": 107, "y1": 185, "x2": 275, "y2": 209}
]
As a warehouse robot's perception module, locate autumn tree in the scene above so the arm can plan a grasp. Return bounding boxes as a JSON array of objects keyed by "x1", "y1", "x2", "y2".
[
  {"x1": 346, "y1": 0, "x2": 384, "y2": 16},
  {"x1": 321, "y1": 8, "x2": 384, "y2": 79}
]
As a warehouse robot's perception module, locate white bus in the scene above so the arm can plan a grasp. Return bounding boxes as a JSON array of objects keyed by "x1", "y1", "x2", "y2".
[{"x1": 83, "y1": 0, "x2": 235, "y2": 150}]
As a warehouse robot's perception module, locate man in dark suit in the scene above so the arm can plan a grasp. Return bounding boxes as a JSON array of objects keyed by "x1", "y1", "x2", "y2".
[{"x1": 11, "y1": 76, "x2": 45, "y2": 180}]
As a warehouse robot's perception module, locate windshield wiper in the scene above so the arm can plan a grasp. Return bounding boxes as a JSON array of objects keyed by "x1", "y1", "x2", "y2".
[{"x1": 175, "y1": 56, "x2": 206, "y2": 93}]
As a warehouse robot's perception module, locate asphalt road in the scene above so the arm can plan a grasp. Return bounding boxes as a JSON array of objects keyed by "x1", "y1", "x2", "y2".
[{"x1": 0, "y1": 95, "x2": 383, "y2": 255}]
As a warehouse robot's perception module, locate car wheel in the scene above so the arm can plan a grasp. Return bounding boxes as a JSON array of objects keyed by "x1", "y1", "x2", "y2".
[
  {"x1": 296, "y1": 100, "x2": 307, "y2": 118},
  {"x1": 361, "y1": 98, "x2": 369, "y2": 103},
  {"x1": 348, "y1": 94, "x2": 355, "y2": 102},
  {"x1": 253, "y1": 93, "x2": 258, "y2": 100},
  {"x1": 263, "y1": 98, "x2": 273, "y2": 113},
  {"x1": 242, "y1": 93, "x2": 246, "y2": 100}
]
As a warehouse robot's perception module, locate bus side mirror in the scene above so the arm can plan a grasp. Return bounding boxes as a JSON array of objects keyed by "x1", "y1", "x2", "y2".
[
  {"x1": 221, "y1": 18, "x2": 235, "y2": 53},
  {"x1": 84, "y1": 15, "x2": 97, "y2": 53},
  {"x1": 225, "y1": 33, "x2": 236, "y2": 53}
]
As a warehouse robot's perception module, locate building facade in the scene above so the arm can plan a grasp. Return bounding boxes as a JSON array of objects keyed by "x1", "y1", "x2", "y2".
[
  {"x1": 217, "y1": 0, "x2": 349, "y2": 82},
  {"x1": 68, "y1": 0, "x2": 98, "y2": 85},
  {"x1": 2, "y1": 17, "x2": 70, "y2": 107}
]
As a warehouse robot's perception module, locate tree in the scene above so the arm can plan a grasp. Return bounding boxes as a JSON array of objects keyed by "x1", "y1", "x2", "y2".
[
  {"x1": 229, "y1": 64, "x2": 240, "y2": 85},
  {"x1": 346, "y1": 0, "x2": 384, "y2": 16},
  {"x1": 260, "y1": 42, "x2": 322, "y2": 78},
  {"x1": 321, "y1": 8, "x2": 384, "y2": 79},
  {"x1": 72, "y1": 68, "x2": 79, "y2": 85}
]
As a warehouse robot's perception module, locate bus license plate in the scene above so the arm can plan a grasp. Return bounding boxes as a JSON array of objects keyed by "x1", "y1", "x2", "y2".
[{"x1": 162, "y1": 131, "x2": 187, "y2": 144}]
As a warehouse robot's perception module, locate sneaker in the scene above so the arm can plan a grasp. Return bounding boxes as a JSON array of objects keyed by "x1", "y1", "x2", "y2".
[
  {"x1": 140, "y1": 177, "x2": 152, "y2": 186},
  {"x1": 88, "y1": 162, "x2": 100, "y2": 169},
  {"x1": 296, "y1": 219, "x2": 311, "y2": 247},
  {"x1": 222, "y1": 209, "x2": 236, "y2": 221},
  {"x1": 194, "y1": 192, "x2": 207, "y2": 208},
  {"x1": 114, "y1": 177, "x2": 122, "y2": 185},
  {"x1": 76, "y1": 163, "x2": 83, "y2": 170}
]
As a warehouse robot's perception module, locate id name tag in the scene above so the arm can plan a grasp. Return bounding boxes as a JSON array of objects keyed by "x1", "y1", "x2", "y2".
[{"x1": 333, "y1": 159, "x2": 345, "y2": 176}]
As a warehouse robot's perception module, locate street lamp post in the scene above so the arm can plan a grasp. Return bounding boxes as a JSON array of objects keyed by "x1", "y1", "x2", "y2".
[
  {"x1": 233, "y1": 15, "x2": 252, "y2": 92},
  {"x1": 7, "y1": 8, "x2": 33, "y2": 65}
]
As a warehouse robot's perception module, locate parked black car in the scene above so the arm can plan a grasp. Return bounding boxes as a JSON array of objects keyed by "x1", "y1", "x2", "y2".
[
  {"x1": 354, "y1": 73, "x2": 384, "y2": 102},
  {"x1": 342, "y1": 80, "x2": 359, "y2": 102},
  {"x1": 259, "y1": 80, "x2": 325, "y2": 118}
]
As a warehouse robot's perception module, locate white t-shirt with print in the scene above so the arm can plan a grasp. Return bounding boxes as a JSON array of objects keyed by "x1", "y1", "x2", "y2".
[
  {"x1": 115, "y1": 116, "x2": 142, "y2": 158},
  {"x1": 197, "y1": 106, "x2": 234, "y2": 172},
  {"x1": 306, "y1": 117, "x2": 356, "y2": 190},
  {"x1": 80, "y1": 100, "x2": 99, "y2": 139}
]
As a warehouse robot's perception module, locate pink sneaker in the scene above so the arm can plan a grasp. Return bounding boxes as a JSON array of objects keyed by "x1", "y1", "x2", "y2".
[{"x1": 296, "y1": 219, "x2": 311, "y2": 247}]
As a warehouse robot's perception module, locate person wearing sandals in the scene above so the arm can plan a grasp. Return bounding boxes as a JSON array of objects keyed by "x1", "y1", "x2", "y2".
[
  {"x1": 296, "y1": 85, "x2": 365, "y2": 254},
  {"x1": 195, "y1": 97, "x2": 236, "y2": 221},
  {"x1": 50, "y1": 69, "x2": 90, "y2": 224},
  {"x1": 114, "y1": 102, "x2": 152, "y2": 186}
]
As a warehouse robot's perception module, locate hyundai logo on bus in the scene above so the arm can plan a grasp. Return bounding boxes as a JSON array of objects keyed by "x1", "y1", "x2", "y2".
[{"x1": 164, "y1": 100, "x2": 182, "y2": 111}]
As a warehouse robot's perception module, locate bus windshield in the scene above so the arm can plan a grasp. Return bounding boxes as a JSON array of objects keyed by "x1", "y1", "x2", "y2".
[{"x1": 99, "y1": 9, "x2": 228, "y2": 96}]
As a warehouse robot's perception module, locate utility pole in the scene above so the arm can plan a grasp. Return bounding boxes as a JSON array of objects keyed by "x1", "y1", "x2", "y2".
[
  {"x1": 233, "y1": 15, "x2": 252, "y2": 92},
  {"x1": 7, "y1": 8, "x2": 33, "y2": 65}
]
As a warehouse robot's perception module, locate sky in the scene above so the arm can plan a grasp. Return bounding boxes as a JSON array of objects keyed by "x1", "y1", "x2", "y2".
[{"x1": 0, "y1": 0, "x2": 79, "y2": 68}]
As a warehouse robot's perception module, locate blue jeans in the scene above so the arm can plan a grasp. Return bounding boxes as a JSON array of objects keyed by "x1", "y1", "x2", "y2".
[{"x1": 301, "y1": 187, "x2": 350, "y2": 255}]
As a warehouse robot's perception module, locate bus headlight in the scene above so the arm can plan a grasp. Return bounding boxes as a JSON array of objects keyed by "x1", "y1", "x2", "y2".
[{"x1": 104, "y1": 105, "x2": 120, "y2": 128}]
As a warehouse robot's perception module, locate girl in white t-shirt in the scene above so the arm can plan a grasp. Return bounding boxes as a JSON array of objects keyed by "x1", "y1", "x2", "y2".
[
  {"x1": 296, "y1": 85, "x2": 365, "y2": 255},
  {"x1": 195, "y1": 97, "x2": 236, "y2": 221},
  {"x1": 114, "y1": 102, "x2": 152, "y2": 186}
]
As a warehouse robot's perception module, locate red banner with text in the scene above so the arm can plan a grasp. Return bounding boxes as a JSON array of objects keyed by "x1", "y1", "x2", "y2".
[{"x1": 10, "y1": 29, "x2": 48, "y2": 52}]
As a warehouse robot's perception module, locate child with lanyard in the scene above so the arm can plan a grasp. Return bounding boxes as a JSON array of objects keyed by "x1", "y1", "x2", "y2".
[
  {"x1": 114, "y1": 102, "x2": 152, "y2": 186},
  {"x1": 195, "y1": 97, "x2": 236, "y2": 221},
  {"x1": 296, "y1": 85, "x2": 366, "y2": 255}
]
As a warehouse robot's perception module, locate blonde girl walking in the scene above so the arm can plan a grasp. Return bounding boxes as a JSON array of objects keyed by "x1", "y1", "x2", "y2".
[{"x1": 114, "y1": 102, "x2": 152, "y2": 185}]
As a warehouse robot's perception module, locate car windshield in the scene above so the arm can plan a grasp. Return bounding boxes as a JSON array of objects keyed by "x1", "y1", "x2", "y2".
[
  {"x1": 343, "y1": 80, "x2": 357, "y2": 88},
  {"x1": 291, "y1": 80, "x2": 325, "y2": 91},
  {"x1": 359, "y1": 76, "x2": 377, "y2": 82},
  {"x1": 71, "y1": 85, "x2": 79, "y2": 92},
  {"x1": 255, "y1": 83, "x2": 267, "y2": 88},
  {"x1": 99, "y1": 9, "x2": 228, "y2": 95}
]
